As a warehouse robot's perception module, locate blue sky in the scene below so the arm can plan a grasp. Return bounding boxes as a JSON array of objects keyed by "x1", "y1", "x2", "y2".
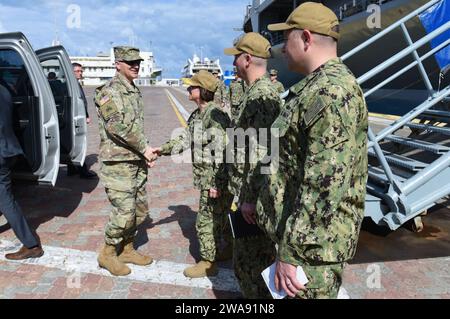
[{"x1": 0, "y1": 0, "x2": 250, "y2": 77}]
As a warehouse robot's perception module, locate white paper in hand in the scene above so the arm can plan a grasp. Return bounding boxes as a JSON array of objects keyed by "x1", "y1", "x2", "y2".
[{"x1": 261, "y1": 262, "x2": 309, "y2": 299}]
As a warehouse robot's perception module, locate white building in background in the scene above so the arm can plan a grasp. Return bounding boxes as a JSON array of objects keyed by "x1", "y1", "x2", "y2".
[{"x1": 70, "y1": 48, "x2": 162, "y2": 86}]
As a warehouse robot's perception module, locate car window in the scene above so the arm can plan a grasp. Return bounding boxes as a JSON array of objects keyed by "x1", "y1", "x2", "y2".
[
  {"x1": 41, "y1": 58, "x2": 69, "y2": 106},
  {"x1": 0, "y1": 49, "x2": 34, "y2": 97}
]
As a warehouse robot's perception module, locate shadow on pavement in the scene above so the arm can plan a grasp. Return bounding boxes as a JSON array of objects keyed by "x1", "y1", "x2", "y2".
[
  {"x1": 353, "y1": 199, "x2": 450, "y2": 264},
  {"x1": 161, "y1": 205, "x2": 200, "y2": 260},
  {"x1": 137, "y1": 204, "x2": 241, "y2": 299},
  {"x1": 133, "y1": 204, "x2": 199, "y2": 259}
]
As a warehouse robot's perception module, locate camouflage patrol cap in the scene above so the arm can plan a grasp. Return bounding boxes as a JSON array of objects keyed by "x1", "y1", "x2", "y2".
[
  {"x1": 114, "y1": 46, "x2": 144, "y2": 62},
  {"x1": 268, "y1": 2, "x2": 340, "y2": 40},
  {"x1": 224, "y1": 32, "x2": 271, "y2": 59},
  {"x1": 183, "y1": 70, "x2": 219, "y2": 93},
  {"x1": 269, "y1": 69, "x2": 278, "y2": 76}
]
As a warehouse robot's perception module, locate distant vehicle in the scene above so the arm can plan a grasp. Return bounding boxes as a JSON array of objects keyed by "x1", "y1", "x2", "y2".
[{"x1": 0, "y1": 32, "x2": 87, "y2": 186}]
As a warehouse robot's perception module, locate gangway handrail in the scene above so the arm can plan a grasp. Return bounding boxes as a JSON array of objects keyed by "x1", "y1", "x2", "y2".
[
  {"x1": 337, "y1": 0, "x2": 450, "y2": 230},
  {"x1": 341, "y1": 0, "x2": 442, "y2": 60},
  {"x1": 342, "y1": 0, "x2": 450, "y2": 202},
  {"x1": 399, "y1": 23, "x2": 434, "y2": 94},
  {"x1": 279, "y1": 17, "x2": 449, "y2": 101},
  {"x1": 354, "y1": 19, "x2": 448, "y2": 188},
  {"x1": 364, "y1": 39, "x2": 450, "y2": 98},
  {"x1": 368, "y1": 86, "x2": 450, "y2": 148},
  {"x1": 367, "y1": 87, "x2": 450, "y2": 198},
  {"x1": 362, "y1": 20, "x2": 449, "y2": 192},
  {"x1": 366, "y1": 85, "x2": 450, "y2": 198},
  {"x1": 403, "y1": 151, "x2": 450, "y2": 196},
  {"x1": 356, "y1": 22, "x2": 450, "y2": 85},
  {"x1": 367, "y1": 126, "x2": 402, "y2": 190}
]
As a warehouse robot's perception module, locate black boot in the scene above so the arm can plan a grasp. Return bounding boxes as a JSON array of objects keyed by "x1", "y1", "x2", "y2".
[
  {"x1": 79, "y1": 164, "x2": 97, "y2": 179},
  {"x1": 67, "y1": 164, "x2": 79, "y2": 176}
]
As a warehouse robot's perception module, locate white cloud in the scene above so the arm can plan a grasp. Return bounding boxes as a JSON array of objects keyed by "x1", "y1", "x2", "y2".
[
  {"x1": 120, "y1": 27, "x2": 135, "y2": 39},
  {"x1": 116, "y1": 5, "x2": 130, "y2": 14},
  {"x1": 0, "y1": 0, "x2": 248, "y2": 77}
]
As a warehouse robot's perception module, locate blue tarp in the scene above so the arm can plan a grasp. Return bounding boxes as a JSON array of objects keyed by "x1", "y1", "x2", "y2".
[{"x1": 419, "y1": 0, "x2": 450, "y2": 73}]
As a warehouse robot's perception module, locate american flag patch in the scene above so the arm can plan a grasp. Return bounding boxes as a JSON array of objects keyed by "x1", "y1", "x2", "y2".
[{"x1": 100, "y1": 95, "x2": 110, "y2": 106}]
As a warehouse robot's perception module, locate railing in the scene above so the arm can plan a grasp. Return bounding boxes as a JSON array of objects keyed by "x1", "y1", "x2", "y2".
[
  {"x1": 340, "y1": 0, "x2": 450, "y2": 230},
  {"x1": 342, "y1": 0, "x2": 443, "y2": 60},
  {"x1": 265, "y1": 0, "x2": 402, "y2": 46},
  {"x1": 342, "y1": 3, "x2": 449, "y2": 188}
]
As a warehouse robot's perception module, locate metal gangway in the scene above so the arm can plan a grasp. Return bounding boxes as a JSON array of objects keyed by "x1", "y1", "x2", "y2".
[{"x1": 341, "y1": 0, "x2": 450, "y2": 231}]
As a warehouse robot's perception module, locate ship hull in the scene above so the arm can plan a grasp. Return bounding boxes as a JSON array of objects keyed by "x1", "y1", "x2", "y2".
[{"x1": 251, "y1": 0, "x2": 447, "y2": 115}]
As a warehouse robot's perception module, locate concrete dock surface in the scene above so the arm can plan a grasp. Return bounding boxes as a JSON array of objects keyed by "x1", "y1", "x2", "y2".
[{"x1": 0, "y1": 87, "x2": 448, "y2": 299}]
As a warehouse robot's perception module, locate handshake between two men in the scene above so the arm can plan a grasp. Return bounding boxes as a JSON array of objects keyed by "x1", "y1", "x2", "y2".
[{"x1": 143, "y1": 146, "x2": 160, "y2": 169}]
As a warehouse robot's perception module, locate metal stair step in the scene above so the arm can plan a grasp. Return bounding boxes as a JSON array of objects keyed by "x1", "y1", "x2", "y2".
[
  {"x1": 368, "y1": 149, "x2": 427, "y2": 171},
  {"x1": 417, "y1": 109, "x2": 450, "y2": 123},
  {"x1": 368, "y1": 166, "x2": 389, "y2": 184},
  {"x1": 405, "y1": 122, "x2": 450, "y2": 136},
  {"x1": 368, "y1": 166, "x2": 406, "y2": 184},
  {"x1": 385, "y1": 135, "x2": 450, "y2": 154}
]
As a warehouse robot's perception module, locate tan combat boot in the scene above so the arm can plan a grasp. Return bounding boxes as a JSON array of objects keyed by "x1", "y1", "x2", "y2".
[
  {"x1": 183, "y1": 260, "x2": 218, "y2": 278},
  {"x1": 98, "y1": 244, "x2": 131, "y2": 276},
  {"x1": 118, "y1": 239, "x2": 153, "y2": 266}
]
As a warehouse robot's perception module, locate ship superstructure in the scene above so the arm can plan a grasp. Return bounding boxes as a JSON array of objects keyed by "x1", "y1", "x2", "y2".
[{"x1": 181, "y1": 54, "x2": 223, "y2": 78}]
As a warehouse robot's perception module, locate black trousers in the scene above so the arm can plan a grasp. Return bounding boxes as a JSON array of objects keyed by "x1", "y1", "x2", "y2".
[{"x1": 0, "y1": 156, "x2": 38, "y2": 248}]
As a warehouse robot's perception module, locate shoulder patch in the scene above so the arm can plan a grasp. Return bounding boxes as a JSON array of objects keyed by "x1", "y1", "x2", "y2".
[
  {"x1": 100, "y1": 95, "x2": 111, "y2": 106},
  {"x1": 303, "y1": 95, "x2": 328, "y2": 128},
  {"x1": 98, "y1": 94, "x2": 119, "y2": 121}
]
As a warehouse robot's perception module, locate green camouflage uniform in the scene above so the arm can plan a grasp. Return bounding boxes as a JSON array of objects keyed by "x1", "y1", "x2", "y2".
[
  {"x1": 229, "y1": 75, "x2": 282, "y2": 299},
  {"x1": 257, "y1": 58, "x2": 368, "y2": 299},
  {"x1": 272, "y1": 80, "x2": 285, "y2": 94},
  {"x1": 160, "y1": 102, "x2": 233, "y2": 262},
  {"x1": 214, "y1": 81, "x2": 229, "y2": 108},
  {"x1": 229, "y1": 79, "x2": 247, "y2": 123},
  {"x1": 95, "y1": 72, "x2": 149, "y2": 246}
]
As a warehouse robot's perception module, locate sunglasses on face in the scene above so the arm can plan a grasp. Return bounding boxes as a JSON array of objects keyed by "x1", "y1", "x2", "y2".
[
  {"x1": 187, "y1": 86, "x2": 199, "y2": 92},
  {"x1": 120, "y1": 60, "x2": 141, "y2": 66}
]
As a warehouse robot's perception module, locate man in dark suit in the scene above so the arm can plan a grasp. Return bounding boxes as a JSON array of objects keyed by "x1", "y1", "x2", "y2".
[
  {"x1": 67, "y1": 63, "x2": 97, "y2": 179},
  {"x1": 47, "y1": 72, "x2": 67, "y2": 98},
  {"x1": 0, "y1": 84, "x2": 44, "y2": 260}
]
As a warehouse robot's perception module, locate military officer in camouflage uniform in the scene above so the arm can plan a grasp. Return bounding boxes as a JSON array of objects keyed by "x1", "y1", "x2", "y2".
[
  {"x1": 95, "y1": 46, "x2": 157, "y2": 276},
  {"x1": 269, "y1": 69, "x2": 285, "y2": 94},
  {"x1": 256, "y1": 3, "x2": 368, "y2": 298},
  {"x1": 155, "y1": 70, "x2": 233, "y2": 278},
  {"x1": 212, "y1": 70, "x2": 229, "y2": 109},
  {"x1": 228, "y1": 70, "x2": 247, "y2": 123},
  {"x1": 224, "y1": 33, "x2": 282, "y2": 298}
]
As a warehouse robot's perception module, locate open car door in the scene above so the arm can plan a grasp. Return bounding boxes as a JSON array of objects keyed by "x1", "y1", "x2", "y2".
[
  {"x1": 0, "y1": 32, "x2": 60, "y2": 186},
  {"x1": 36, "y1": 46, "x2": 87, "y2": 166}
]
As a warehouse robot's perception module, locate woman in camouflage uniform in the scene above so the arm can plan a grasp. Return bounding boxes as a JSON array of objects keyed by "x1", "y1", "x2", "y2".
[{"x1": 155, "y1": 70, "x2": 233, "y2": 278}]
